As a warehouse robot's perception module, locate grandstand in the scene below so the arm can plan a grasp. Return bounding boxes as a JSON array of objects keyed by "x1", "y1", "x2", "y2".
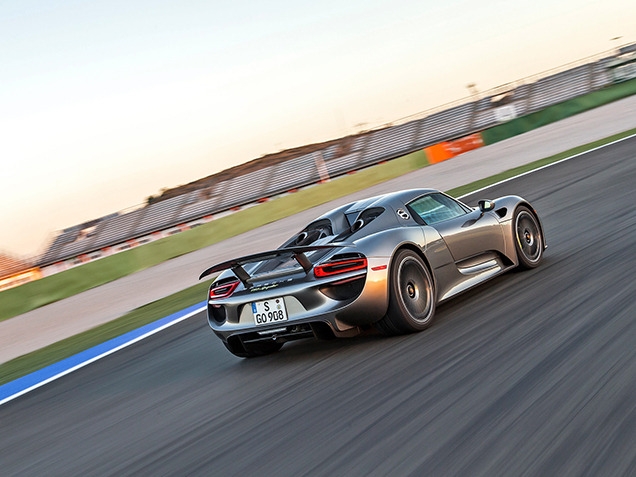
[
  {"x1": 361, "y1": 120, "x2": 419, "y2": 164},
  {"x1": 415, "y1": 102, "x2": 475, "y2": 147},
  {"x1": 268, "y1": 152, "x2": 330, "y2": 193},
  {"x1": 175, "y1": 189, "x2": 220, "y2": 224},
  {"x1": 1, "y1": 44, "x2": 631, "y2": 288},
  {"x1": 526, "y1": 64, "x2": 594, "y2": 112}
]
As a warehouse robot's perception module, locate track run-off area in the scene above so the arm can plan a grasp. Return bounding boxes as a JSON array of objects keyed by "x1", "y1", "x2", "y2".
[{"x1": 0, "y1": 134, "x2": 635, "y2": 475}]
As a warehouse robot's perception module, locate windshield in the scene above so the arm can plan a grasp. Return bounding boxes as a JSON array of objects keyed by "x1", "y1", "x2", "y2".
[{"x1": 407, "y1": 193, "x2": 468, "y2": 225}]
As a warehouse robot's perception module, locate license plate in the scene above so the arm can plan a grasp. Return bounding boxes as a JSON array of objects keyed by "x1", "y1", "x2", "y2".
[{"x1": 252, "y1": 298, "x2": 288, "y2": 325}]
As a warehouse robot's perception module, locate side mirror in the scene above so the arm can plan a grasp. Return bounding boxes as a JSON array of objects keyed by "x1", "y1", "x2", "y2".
[{"x1": 478, "y1": 200, "x2": 495, "y2": 213}]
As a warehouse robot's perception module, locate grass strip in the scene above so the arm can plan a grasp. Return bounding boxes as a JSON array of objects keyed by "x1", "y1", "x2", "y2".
[
  {"x1": 0, "y1": 279, "x2": 213, "y2": 385},
  {"x1": 1, "y1": 127, "x2": 635, "y2": 384}
]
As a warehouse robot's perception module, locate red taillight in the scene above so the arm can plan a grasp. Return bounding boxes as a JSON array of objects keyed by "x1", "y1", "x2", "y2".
[
  {"x1": 314, "y1": 257, "x2": 368, "y2": 278},
  {"x1": 209, "y1": 279, "x2": 240, "y2": 299}
]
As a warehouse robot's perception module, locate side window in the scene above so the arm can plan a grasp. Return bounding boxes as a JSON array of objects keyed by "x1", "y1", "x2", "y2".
[{"x1": 408, "y1": 193, "x2": 468, "y2": 225}]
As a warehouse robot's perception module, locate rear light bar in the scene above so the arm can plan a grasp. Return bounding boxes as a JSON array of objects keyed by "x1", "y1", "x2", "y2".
[
  {"x1": 209, "y1": 279, "x2": 240, "y2": 299},
  {"x1": 314, "y1": 257, "x2": 368, "y2": 278}
]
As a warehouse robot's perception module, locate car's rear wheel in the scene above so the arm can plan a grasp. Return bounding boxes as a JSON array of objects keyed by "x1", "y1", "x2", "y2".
[
  {"x1": 377, "y1": 249, "x2": 436, "y2": 336},
  {"x1": 223, "y1": 339, "x2": 283, "y2": 358},
  {"x1": 514, "y1": 206, "x2": 543, "y2": 269}
]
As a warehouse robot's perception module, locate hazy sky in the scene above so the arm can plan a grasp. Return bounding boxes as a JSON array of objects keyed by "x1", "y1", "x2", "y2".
[{"x1": 1, "y1": 0, "x2": 634, "y2": 257}]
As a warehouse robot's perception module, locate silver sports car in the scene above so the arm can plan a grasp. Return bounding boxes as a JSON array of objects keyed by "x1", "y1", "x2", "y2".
[{"x1": 200, "y1": 188, "x2": 546, "y2": 357}]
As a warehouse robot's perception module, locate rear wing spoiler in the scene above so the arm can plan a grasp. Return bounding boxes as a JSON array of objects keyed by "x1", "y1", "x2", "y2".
[{"x1": 199, "y1": 245, "x2": 347, "y2": 283}]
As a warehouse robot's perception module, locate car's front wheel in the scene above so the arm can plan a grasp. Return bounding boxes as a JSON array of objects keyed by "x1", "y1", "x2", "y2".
[
  {"x1": 377, "y1": 249, "x2": 436, "y2": 336},
  {"x1": 514, "y1": 206, "x2": 544, "y2": 269}
]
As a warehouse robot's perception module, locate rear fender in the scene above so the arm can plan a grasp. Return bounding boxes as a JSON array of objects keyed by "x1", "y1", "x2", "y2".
[
  {"x1": 338, "y1": 227, "x2": 453, "y2": 325},
  {"x1": 332, "y1": 227, "x2": 428, "y2": 325}
]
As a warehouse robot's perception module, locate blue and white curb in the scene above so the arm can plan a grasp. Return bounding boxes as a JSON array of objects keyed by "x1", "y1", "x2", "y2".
[{"x1": 0, "y1": 302, "x2": 206, "y2": 406}]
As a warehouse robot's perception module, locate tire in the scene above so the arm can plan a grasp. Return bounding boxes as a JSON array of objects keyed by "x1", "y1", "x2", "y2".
[
  {"x1": 514, "y1": 206, "x2": 544, "y2": 269},
  {"x1": 376, "y1": 249, "x2": 436, "y2": 336},
  {"x1": 223, "y1": 339, "x2": 283, "y2": 358}
]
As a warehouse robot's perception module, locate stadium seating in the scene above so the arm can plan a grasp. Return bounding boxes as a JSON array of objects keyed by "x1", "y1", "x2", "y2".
[
  {"x1": 415, "y1": 103, "x2": 475, "y2": 147},
  {"x1": 527, "y1": 65, "x2": 593, "y2": 112},
  {"x1": 175, "y1": 189, "x2": 220, "y2": 223},
  {"x1": 57, "y1": 234, "x2": 97, "y2": 259},
  {"x1": 322, "y1": 134, "x2": 369, "y2": 176},
  {"x1": 266, "y1": 152, "x2": 323, "y2": 194},
  {"x1": 471, "y1": 96, "x2": 500, "y2": 131},
  {"x1": 90, "y1": 209, "x2": 146, "y2": 251},
  {"x1": 214, "y1": 166, "x2": 274, "y2": 210},
  {"x1": 359, "y1": 120, "x2": 419, "y2": 165},
  {"x1": 324, "y1": 151, "x2": 363, "y2": 176},
  {"x1": 133, "y1": 194, "x2": 189, "y2": 237},
  {"x1": 38, "y1": 228, "x2": 82, "y2": 265},
  {"x1": 34, "y1": 53, "x2": 625, "y2": 269},
  {"x1": 320, "y1": 144, "x2": 340, "y2": 162},
  {"x1": 591, "y1": 58, "x2": 615, "y2": 89}
]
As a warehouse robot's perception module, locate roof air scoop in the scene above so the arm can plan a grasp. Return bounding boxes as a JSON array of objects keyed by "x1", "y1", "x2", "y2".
[
  {"x1": 351, "y1": 219, "x2": 365, "y2": 232},
  {"x1": 295, "y1": 229, "x2": 323, "y2": 245},
  {"x1": 295, "y1": 231, "x2": 309, "y2": 245}
]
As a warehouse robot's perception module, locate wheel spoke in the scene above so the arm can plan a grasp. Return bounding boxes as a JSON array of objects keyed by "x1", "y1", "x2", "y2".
[
  {"x1": 516, "y1": 212, "x2": 541, "y2": 262},
  {"x1": 379, "y1": 249, "x2": 436, "y2": 335},
  {"x1": 398, "y1": 258, "x2": 432, "y2": 322}
]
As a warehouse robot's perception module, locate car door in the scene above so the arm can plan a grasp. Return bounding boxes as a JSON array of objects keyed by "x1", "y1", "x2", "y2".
[{"x1": 408, "y1": 192, "x2": 505, "y2": 262}]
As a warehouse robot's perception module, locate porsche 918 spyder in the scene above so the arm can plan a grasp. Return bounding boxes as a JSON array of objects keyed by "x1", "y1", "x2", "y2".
[{"x1": 200, "y1": 188, "x2": 546, "y2": 357}]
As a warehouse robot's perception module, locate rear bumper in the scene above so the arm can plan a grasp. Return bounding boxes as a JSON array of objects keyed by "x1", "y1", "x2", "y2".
[{"x1": 207, "y1": 257, "x2": 390, "y2": 342}]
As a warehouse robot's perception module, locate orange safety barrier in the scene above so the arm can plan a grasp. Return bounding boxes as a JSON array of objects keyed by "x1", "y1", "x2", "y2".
[{"x1": 424, "y1": 133, "x2": 484, "y2": 164}]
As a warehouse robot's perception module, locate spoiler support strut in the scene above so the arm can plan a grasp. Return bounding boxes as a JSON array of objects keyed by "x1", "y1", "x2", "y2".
[{"x1": 293, "y1": 251, "x2": 313, "y2": 273}]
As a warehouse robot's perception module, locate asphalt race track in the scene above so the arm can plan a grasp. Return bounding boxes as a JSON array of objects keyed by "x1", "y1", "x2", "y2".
[{"x1": 1, "y1": 137, "x2": 635, "y2": 476}]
